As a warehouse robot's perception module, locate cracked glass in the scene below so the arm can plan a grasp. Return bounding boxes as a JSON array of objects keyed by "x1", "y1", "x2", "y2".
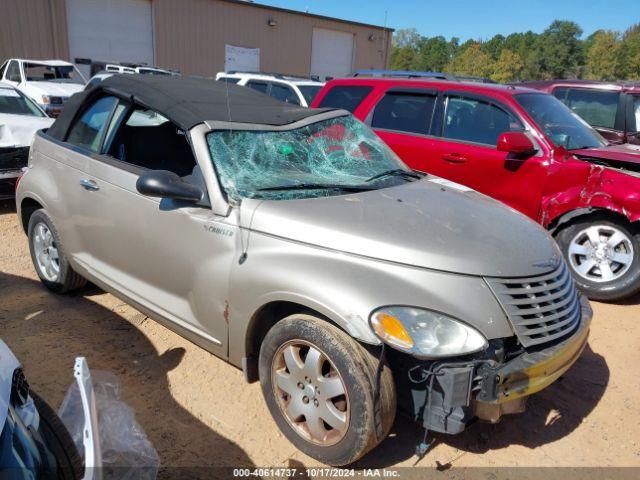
[{"x1": 206, "y1": 115, "x2": 411, "y2": 201}]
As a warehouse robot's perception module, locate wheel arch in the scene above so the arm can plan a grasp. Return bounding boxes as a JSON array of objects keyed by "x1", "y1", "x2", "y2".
[
  {"x1": 242, "y1": 300, "x2": 370, "y2": 383},
  {"x1": 548, "y1": 207, "x2": 638, "y2": 236},
  {"x1": 20, "y1": 197, "x2": 44, "y2": 233}
]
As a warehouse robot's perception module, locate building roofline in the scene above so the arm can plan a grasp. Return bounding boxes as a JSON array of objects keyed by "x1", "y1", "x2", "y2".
[{"x1": 219, "y1": 0, "x2": 394, "y2": 32}]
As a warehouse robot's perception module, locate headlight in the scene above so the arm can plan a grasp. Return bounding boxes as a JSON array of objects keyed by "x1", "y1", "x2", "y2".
[{"x1": 369, "y1": 306, "x2": 488, "y2": 358}]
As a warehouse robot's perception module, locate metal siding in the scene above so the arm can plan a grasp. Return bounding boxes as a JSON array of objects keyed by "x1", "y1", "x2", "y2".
[
  {"x1": 1, "y1": 0, "x2": 389, "y2": 77},
  {"x1": 153, "y1": 0, "x2": 390, "y2": 77},
  {"x1": 0, "y1": 0, "x2": 68, "y2": 61}
]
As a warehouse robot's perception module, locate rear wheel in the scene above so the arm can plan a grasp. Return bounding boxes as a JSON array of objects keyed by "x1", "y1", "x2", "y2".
[
  {"x1": 28, "y1": 209, "x2": 86, "y2": 293},
  {"x1": 259, "y1": 314, "x2": 396, "y2": 466},
  {"x1": 556, "y1": 217, "x2": 640, "y2": 301}
]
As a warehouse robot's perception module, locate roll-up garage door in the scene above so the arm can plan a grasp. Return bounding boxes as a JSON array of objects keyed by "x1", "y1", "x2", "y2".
[
  {"x1": 66, "y1": 0, "x2": 154, "y2": 78},
  {"x1": 310, "y1": 28, "x2": 355, "y2": 81}
]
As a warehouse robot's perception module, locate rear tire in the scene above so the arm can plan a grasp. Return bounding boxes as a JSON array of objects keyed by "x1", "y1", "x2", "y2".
[
  {"x1": 259, "y1": 314, "x2": 396, "y2": 466},
  {"x1": 32, "y1": 391, "x2": 84, "y2": 480},
  {"x1": 28, "y1": 209, "x2": 86, "y2": 293},
  {"x1": 556, "y1": 216, "x2": 640, "y2": 301}
]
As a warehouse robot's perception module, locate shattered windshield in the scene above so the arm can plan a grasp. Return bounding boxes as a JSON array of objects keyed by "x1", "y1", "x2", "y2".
[
  {"x1": 206, "y1": 115, "x2": 413, "y2": 201},
  {"x1": 515, "y1": 93, "x2": 606, "y2": 150}
]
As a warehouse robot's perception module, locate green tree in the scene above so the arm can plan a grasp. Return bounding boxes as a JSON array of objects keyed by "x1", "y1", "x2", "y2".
[
  {"x1": 481, "y1": 34, "x2": 506, "y2": 60},
  {"x1": 504, "y1": 31, "x2": 541, "y2": 79},
  {"x1": 390, "y1": 45, "x2": 420, "y2": 70},
  {"x1": 491, "y1": 49, "x2": 525, "y2": 83},
  {"x1": 536, "y1": 20, "x2": 584, "y2": 78},
  {"x1": 445, "y1": 43, "x2": 495, "y2": 78},
  {"x1": 416, "y1": 35, "x2": 452, "y2": 71},
  {"x1": 392, "y1": 28, "x2": 421, "y2": 49},
  {"x1": 586, "y1": 30, "x2": 620, "y2": 80},
  {"x1": 618, "y1": 24, "x2": 640, "y2": 79}
]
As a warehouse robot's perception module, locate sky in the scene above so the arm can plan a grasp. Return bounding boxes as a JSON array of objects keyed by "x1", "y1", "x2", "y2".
[{"x1": 260, "y1": 0, "x2": 636, "y2": 40}]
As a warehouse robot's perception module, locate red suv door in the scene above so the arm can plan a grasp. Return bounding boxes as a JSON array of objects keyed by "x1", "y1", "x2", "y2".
[
  {"x1": 420, "y1": 92, "x2": 547, "y2": 220},
  {"x1": 367, "y1": 87, "x2": 445, "y2": 176}
]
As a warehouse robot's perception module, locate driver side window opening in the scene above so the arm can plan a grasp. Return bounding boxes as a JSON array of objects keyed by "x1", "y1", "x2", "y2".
[
  {"x1": 104, "y1": 103, "x2": 197, "y2": 178},
  {"x1": 442, "y1": 95, "x2": 523, "y2": 146}
]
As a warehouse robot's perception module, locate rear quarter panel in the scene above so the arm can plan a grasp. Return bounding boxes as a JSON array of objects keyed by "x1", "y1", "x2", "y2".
[{"x1": 17, "y1": 133, "x2": 91, "y2": 259}]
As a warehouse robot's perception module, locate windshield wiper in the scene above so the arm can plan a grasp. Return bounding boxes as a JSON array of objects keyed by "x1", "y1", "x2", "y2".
[
  {"x1": 257, "y1": 183, "x2": 375, "y2": 192},
  {"x1": 365, "y1": 168, "x2": 424, "y2": 183}
]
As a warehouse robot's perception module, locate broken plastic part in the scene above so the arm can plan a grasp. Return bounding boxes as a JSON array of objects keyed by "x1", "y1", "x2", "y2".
[{"x1": 206, "y1": 116, "x2": 406, "y2": 201}]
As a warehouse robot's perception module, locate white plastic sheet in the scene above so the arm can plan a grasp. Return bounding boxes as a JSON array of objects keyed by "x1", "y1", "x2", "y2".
[{"x1": 59, "y1": 370, "x2": 159, "y2": 480}]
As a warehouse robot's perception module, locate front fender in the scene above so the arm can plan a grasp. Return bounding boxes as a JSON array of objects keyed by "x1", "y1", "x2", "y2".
[
  {"x1": 227, "y1": 232, "x2": 513, "y2": 366},
  {"x1": 543, "y1": 164, "x2": 640, "y2": 228}
]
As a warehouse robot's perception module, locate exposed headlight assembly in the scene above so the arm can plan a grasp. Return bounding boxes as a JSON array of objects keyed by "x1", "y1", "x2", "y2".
[{"x1": 369, "y1": 306, "x2": 488, "y2": 358}]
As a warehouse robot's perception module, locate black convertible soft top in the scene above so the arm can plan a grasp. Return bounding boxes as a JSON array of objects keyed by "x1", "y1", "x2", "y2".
[{"x1": 47, "y1": 74, "x2": 336, "y2": 140}]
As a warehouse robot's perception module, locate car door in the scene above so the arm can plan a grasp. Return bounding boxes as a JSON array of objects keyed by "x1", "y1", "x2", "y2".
[
  {"x1": 367, "y1": 87, "x2": 441, "y2": 175},
  {"x1": 72, "y1": 100, "x2": 231, "y2": 357},
  {"x1": 428, "y1": 92, "x2": 546, "y2": 219},
  {"x1": 70, "y1": 101, "x2": 230, "y2": 357}
]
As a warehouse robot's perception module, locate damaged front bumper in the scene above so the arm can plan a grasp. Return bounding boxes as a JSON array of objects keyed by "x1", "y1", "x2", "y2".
[
  {"x1": 0, "y1": 146, "x2": 28, "y2": 199},
  {"x1": 400, "y1": 294, "x2": 592, "y2": 434}
]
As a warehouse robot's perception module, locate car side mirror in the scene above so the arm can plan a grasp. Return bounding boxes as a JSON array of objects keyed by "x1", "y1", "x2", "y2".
[
  {"x1": 496, "y1": 132, "x2": 537, "y2": 156},
  {"x1": 136, "y1": 170, "x2": 203, "y2": 203}
]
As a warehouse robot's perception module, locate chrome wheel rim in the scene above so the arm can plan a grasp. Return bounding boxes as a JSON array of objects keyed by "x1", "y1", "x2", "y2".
[
  {"x1": 568, "y1": 225, "x2": 634, "y2": 283},
  {"x1": 271, "y1": 340, "x2": 349, "y2": 446},
  {"x1": 33, "y1": 222, "x2": 60, "y2": 282}
]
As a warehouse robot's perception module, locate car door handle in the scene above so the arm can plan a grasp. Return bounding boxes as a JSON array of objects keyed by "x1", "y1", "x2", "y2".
[
  {"x1": 80, "y1": 179, "x2": 99, "y2": 191},
  {"x1": 442, "y1": 153, "x2": 467, "y2": 164}
]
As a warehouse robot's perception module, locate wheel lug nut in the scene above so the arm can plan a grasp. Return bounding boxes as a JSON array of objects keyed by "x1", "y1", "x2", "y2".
[
  {"x1": 305, "y1": 376, "x2": 311, "y2": 383},
  {"x1": 313, "y1": 398, "x2": 319, "y2": 407},
  {"x1": 297, "y1": 382, "x2": 304, "y2": 389},
  {"x1": 302, "y1": 396, "x2": 309, "y2": 404},
  {"x1": 315, "y1": 387, "x2": 320, "y2": 394}
]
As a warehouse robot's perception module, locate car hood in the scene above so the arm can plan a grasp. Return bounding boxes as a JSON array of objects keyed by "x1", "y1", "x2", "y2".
[
  {"x1": 572, "y1": 143, "x2": 640, "y2": 166},
  {"x1": 24, "y1": 81, "x2": 84, "y2": 98},
  {"x1": 244, "y1": 178, "x2": 558, "y2": 277},
  {"x1": 0, "y1": 114, "x2": 54, "y2": 148}
]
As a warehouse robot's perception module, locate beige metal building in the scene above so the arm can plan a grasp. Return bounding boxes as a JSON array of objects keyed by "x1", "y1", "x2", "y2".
[{"x1": 0, "y1": 0, "x2": 392, "y2": 80}]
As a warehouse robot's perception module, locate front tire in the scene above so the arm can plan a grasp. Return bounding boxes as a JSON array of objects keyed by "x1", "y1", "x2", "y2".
[
  {"x1": 28, "y1": 209, "x2": 86, "y2": 293},
  {"x1": 556, "y1": 217, "x2": 640, "y2": 301},
  {"x1": 259, "y1": 314, "x2": 396, "y2": 466}
]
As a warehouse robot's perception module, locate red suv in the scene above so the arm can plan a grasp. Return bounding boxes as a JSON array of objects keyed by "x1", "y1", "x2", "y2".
[
  {"x1": 312, "y1": 78, "x2": 640, "y2": 301},
  {"x1": 518, "y1": 80, "x2": 640, "y2": 145}
]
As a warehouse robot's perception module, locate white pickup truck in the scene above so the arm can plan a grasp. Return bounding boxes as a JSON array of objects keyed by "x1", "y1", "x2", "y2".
[{"x1": 0, "y1": 59, "x2": 86, "y2": 117}]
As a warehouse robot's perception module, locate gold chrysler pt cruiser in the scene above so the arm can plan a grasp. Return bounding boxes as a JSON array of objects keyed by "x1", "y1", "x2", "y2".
[{"x1": 16, "y1": 75, "x2": 592, "y2": 466}]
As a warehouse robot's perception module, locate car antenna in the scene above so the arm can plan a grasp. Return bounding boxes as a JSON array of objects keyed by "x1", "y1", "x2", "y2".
[{"x1": 224, "y1": 76, "x2": 261, "y2": 265}]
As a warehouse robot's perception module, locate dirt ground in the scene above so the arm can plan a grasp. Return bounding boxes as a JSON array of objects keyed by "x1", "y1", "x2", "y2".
[{"x1": 1, "y1": 199, "x2": 639, "y2": 476}]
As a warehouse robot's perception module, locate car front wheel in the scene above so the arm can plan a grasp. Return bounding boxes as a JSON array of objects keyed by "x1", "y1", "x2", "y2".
[
  {"x1": 259, "y1": 314, "x2": 396, "y2": 466},
  {"x1": 556, "y1": 217, "x2": 640, "y2": 301}
]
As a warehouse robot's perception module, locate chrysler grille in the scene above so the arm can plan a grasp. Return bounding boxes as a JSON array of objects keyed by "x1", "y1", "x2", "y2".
[{"x1": 486, "y1": 262, "x2": 581, "y2": 348}]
